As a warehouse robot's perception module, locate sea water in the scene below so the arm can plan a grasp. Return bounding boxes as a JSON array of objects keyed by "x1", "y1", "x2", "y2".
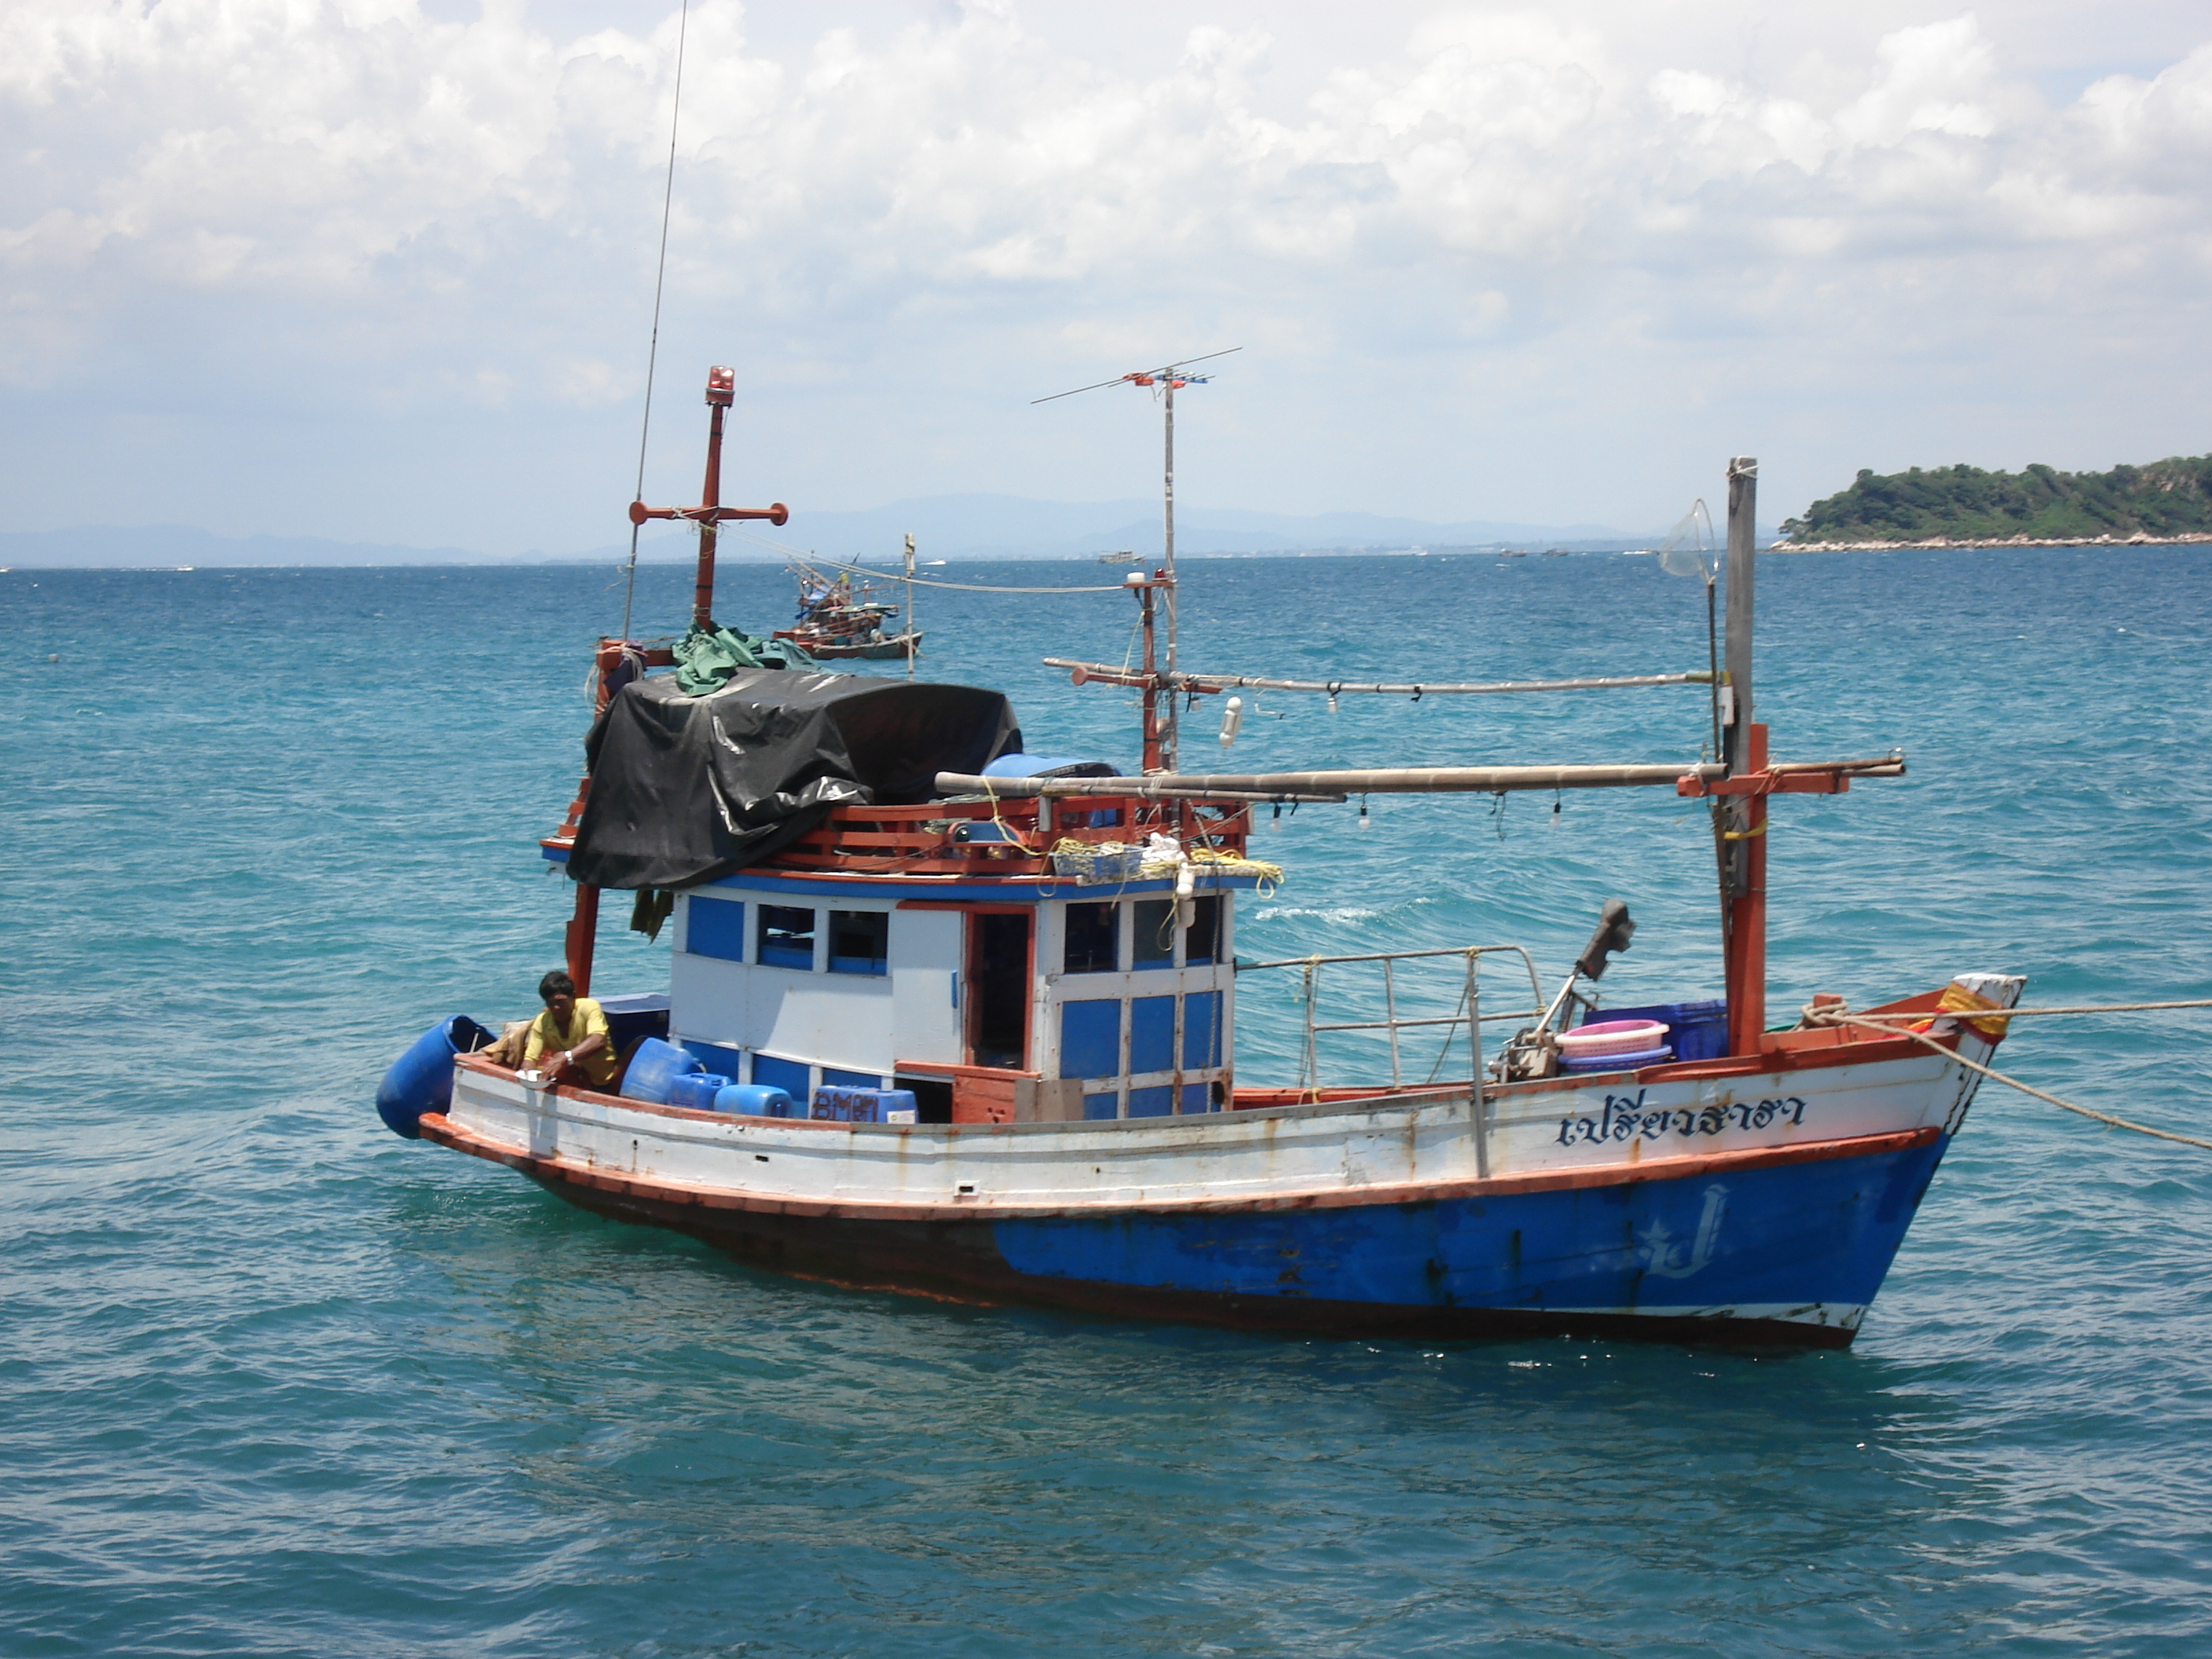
[{"x1": 2, "y1": 548, "x2": 2209, "y2": 1656}]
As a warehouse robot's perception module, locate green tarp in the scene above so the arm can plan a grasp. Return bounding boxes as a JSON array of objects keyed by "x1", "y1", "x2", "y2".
[{"x1": 670, "y1": 623, "x2": 821, "y2": 694}]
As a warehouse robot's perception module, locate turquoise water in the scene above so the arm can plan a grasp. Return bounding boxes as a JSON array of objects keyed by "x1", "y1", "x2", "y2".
[{"x1": 4, "y1": 548, "x2": 2210, "y2": 1655}]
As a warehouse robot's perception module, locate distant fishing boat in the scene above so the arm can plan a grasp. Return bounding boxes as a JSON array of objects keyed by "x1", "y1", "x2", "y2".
[
  {"x1": 774, "y1": 554, "x2": 921, "y2": 660},
  {"x1": 377, "y1": 385, "x2": 2020, "y2": 1350}
]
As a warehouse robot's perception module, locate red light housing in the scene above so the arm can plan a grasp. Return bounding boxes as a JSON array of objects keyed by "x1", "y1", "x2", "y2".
[{"x1": 706, "y1": 365, "x2": 735, "y2": 406}]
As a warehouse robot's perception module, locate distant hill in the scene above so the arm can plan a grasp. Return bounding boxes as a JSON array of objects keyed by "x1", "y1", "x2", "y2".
[
  {"x1": 1780, "y1": 456, "x2": 2212, "y2": 545},
  {"x1": 792, "y1": 496, "x2": 1632, "y2": 560}
]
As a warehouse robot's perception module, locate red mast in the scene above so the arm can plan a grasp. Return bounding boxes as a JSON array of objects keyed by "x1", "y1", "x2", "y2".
[
  {"x1": 565, "y1": 366, "x2": 791, "y2": 994},
  {"x1": 628, "y1": 365, "x2": 790, "y2": 632}
]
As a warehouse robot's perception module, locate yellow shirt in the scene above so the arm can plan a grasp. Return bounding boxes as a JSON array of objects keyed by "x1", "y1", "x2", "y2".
[{"x1": 523, "y1": 998, "x2": 619, "y2": 1087}]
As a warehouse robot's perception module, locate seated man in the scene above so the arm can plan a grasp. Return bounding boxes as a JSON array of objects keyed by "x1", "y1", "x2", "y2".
[{"x1": 522, "y1": 970, "x2": 623, "y2": 1092}]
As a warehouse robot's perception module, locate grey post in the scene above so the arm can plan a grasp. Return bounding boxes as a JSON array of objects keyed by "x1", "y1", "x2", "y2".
[{"x1": 1723, "y1": 456, "x2": 1758, "y2": 890}]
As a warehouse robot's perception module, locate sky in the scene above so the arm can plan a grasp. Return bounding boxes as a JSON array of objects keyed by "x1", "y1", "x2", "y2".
[{"x1": 3, "y1": 0, "x2": 2210, "y2": 555}]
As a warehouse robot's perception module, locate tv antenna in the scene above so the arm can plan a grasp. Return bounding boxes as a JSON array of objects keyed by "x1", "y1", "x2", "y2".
[{"x1": 1033, "y1": 347, "x2": 1240, "y2": 771}]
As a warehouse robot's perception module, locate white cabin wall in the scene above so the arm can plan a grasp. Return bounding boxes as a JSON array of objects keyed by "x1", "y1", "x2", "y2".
[
  {"x1": 670, "y1": 887, "x2": 906, "y2": 1079},
  {"x1": 665, "y1": 881, "x2": 1245, "y2": 1111}
]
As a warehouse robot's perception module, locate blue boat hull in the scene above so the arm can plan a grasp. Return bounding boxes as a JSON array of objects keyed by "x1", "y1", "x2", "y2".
[{"x1": 511, "y1": 1126, "x2": 1948, "y2": 1349}]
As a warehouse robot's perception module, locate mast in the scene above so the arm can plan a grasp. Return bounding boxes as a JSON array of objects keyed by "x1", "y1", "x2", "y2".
[
  {"x1": 903, "y1": 532, "x2": 917, "y2": 681},
  {"x1": 628, "y1": 365, "x2": 789, "y2": 632},
  {"x1": 692, "y1": 366, "x2": 731, "y2": 628},
  {"x1": 579, "y1": 365, "x2": 788, "y2": 993},
  {"x1": 1161, "y1": 378, "x2": 1178, "y2": 771},
  {"x1": 1720, "y1": 456, "x2": 1766, "y2": 1056},
  {"x1": 1031, "y1": 348, "x2": 1236, "y2": 776},
  {"x1": 1135, "y1": 573, "x2": 1163, "y2": 771}
]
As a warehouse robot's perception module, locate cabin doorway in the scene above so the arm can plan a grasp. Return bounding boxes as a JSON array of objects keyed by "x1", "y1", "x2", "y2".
[{"x1": 966, "y1": 910, "x2": 1031, "y2": 1070}]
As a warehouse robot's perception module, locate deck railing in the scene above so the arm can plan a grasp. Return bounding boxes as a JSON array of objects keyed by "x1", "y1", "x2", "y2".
[{"x1": 1236, "y1": 944, "x2": 1545, "y2": 1094}]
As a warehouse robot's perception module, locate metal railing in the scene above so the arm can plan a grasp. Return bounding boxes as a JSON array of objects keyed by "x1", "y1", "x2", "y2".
[{"x1": 1236, "y1": 944, "x2": 1545, "y2": 1094}]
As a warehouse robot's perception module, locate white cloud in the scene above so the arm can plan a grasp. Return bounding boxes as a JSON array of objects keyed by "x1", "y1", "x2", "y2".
[{"x1": 1, "y1": 1, "x2": 2210, "y2": 547}]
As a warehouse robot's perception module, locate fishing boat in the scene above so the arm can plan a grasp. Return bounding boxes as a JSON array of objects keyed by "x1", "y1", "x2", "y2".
[
  {"x1": 375, "y1": 373, "x2": 2022, "y2": 1350},
  {"x1": 775, "y1": 555, "x2": 921, "y2": 660}
]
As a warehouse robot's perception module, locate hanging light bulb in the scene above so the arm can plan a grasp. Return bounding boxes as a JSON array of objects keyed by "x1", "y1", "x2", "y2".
[
  {"x1": 1218, "y1": 695, "x2": 1243, "y2": 748},
  {"x1": 1357, "y1": 796, "x2": 1371, "y2": 833}
]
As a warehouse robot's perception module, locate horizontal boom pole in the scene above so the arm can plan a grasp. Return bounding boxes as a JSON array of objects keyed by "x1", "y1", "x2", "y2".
[
  {"x1": 1044, "y1": 659, "x2": 1712, "y2": 697},
  {"x1": 941, "y1": 763, "x2": 1725, "y2": 800}
]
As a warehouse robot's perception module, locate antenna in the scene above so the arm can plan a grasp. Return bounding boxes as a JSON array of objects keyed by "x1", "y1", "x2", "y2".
[
  {"x1": 619, "y1": 0, "x2": 691, "y2": 648},
  {"x1": 1032, "y1": 346, "x2": 1240, "y2": 771}
]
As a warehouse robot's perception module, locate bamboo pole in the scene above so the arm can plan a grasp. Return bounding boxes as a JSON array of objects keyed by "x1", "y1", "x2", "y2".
[
  {"x1": 939, "y1": 763, "x2": 1725, "y2": 799},
  {"x1": 1046, "y1": 659, "x2": 1712, "y2": 697}
]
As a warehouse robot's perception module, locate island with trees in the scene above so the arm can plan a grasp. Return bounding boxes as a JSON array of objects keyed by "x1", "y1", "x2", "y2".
[{"x1": 1776, "y1": 456, "x2": 2212, "y2": 548}]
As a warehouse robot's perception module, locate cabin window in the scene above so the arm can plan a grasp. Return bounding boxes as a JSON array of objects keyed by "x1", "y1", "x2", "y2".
[
  {"x1": 1064, "y1": 902, "x2": 1119, "y2": 973},
  {"x1": 1185, "y1": 896, "x2": 1221, "y2": 965},
  {"x1": 828, "y1": 910, "x2": 888, "y2": 976},
  {"x1": 1132, "y1": 899, "x2": 1176, "y2": 969},
  {"x1": 687, "y1": 897, "x2": 746, "y2": 962},
  {"x1": 757, "y1": 906, "x2": 815, "y2": 970}
]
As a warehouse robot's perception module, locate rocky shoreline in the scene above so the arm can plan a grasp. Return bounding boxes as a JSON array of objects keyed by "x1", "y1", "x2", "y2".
[{"x1": 1769, "y1": 530, "x2": 2212, "y2": 551}]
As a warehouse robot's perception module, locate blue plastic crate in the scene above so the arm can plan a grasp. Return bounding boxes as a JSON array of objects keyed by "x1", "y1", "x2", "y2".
[
  {"x1": 809, "y1": 1086, "x2": 921, "y2": 1124},
  {"x1": 1580, "y1": 999, "x2": 1728, "y2": 1063}
]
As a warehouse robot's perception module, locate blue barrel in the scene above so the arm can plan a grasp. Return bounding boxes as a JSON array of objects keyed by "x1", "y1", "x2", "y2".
[
  {"x1": 665, "y1": 1072, "x2": 733, "y2": 1111},
  {"x1": 621, "y1": 1036, "x2": 703, "y2": 1104},
  {"x1": 375, "y1": 1015, "x2": 493, "y2": 1140},
  {"x1": 714, "y1": 1083, "x2": 796, "y2": 1119}
]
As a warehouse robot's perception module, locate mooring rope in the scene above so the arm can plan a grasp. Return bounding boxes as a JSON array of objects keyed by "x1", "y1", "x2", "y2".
[
  {"x1": 1816, "y1": 1008, "x2": 2212, "y2": 1153},
  {"x1": 1848, "y1": 999, "x2": 2212, "y2": 1020}
]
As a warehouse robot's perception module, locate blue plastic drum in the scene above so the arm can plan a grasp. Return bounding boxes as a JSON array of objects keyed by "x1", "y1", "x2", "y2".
[
  {"x1": 375, "y1": 1015, "x2": 493, "y2": 1139},
  {"x1": 665, "y1": 1072, "x2": 733, "y2": 1111},
  {"x1": 713, "y1": 1083, "x2": 797, "y2": 1119},
  {"x1": 621, "y1": 1037, "x2": 703, "y2": 1104}
]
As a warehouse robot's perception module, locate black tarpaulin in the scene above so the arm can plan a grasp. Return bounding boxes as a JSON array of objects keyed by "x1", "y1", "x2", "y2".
[{"x1": 567, "y1": 669, "x2": 1023, "y2": 889}]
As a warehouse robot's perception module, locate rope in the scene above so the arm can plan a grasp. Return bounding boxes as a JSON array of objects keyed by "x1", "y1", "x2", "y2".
[
  {"x1": 1848, "y1": 999, "x2": 2212, "y2": 1020},
  {"x1": 716, "y1": 526, "x2": 1133, "y2": 593},
  {"x1": 811, "y1": 557, "x2": 1133, "y2": 595},
  {"x1": 620, "y1": 0, "x2": 690, "y2": 647},
  {"x1": 1819, "y1": 1010, "x2": 2212, "y2": 1154}
]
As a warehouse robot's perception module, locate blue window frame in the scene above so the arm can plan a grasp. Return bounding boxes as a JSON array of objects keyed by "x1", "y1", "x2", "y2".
[
  {"x1": 822, "y1": 1066, "x2": 882, "y2": 1090},
  {"x1": 682, "y1": 1039, "x2": 745, "y2": 1078},
  {"x1": 687, "y1": 897, "x2": 745, "y2": 961},
  {"x1": 828, "y1": 910, "x2": 888, "y2": 976},
  {"x1": 1060, "y1": 999, "x2": 1122, "y2": 1079},
  {"x1": 1127, "y1": 1086, "x2": 1174, "y2": 1118},
  {"x1": 757, "y1": 906, "x2": 815, "y2": 970},
  {"x1": 751, "y1": 1053, "x2": 810, "y2": 1097},
  {"x1": 1182, "y1": 991, "x2": 1221, "y2": 1068},
  {"x1": 1130, "y1": 995, "x2": 1174, "y2": 1075}
]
